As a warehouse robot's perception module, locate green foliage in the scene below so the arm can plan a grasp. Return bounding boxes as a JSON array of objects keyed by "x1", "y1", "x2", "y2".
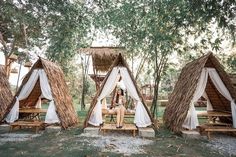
[
  {"x1": 227, "y1": 54, "x2": 236, "y2": 73},
  {"x1": 91, "y1": 0, "x2": 236, "y2": 117},
  {"x1": 45, "y1": 1, "x2": 92, "y2": 71}
]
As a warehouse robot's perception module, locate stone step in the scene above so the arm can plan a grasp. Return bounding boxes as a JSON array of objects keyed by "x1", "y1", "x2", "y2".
[
  {"x1": 181, "y1": 130, "x2": 201, "y2": 139},
  {"x1": 138, "y1": 127, "x2": 155, "y2": 138}
]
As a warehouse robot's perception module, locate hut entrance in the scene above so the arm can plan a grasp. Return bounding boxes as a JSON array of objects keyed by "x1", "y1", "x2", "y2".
[
  {"x1": 5, "y1": 69, "x2": 60, "y2": 126},
  {"x1": 183, "y1": 68, "x2": 236, "y2": 130},
  {"x1": 164, "y1": 53, "x2": 236, "y2": 138},
  {"x1": 84, "y1": 54, "x2": 153, "y2": 135},
  {"x1": 2, "y1": 58, "x2": 78, "y2": 132}
]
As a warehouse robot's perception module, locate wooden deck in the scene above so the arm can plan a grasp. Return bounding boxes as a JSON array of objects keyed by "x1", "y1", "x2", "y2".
[
  {"x1": 10, "y1": 121, "x2": 44, "y2": 133},
  {"x1": 100, "y1": 123, "x2": 137, "y2": 136},
  {"x1": 197, "y1": 111, "x2": 231, "y2": 117}
]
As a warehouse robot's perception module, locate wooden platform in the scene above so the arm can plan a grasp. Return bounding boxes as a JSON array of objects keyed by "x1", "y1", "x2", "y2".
[
  {"x1": 198, "y1": 125, "x2": 236, "y2": 139},
  {"x1": 10, "y1": 121, "x2": 44, "y2": 133},
  {"x1": 197, "y1": 111, "x2": 231, "y2": 117},
  {"x1": 100, "y1": 123, "x2": 138, "y2": 136},
  {"x1": 19, "y1": 108, "x2": 47, "y2": 113}
]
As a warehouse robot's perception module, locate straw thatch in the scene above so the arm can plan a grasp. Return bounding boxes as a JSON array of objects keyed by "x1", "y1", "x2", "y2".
[
  {"x1": 163, "y1": 53, "x2": 236, "y2": 133},
  {"x1": 84, "y1": 53, "x2": 153, "y2": 127},
  {"x1": 2, "y1": 58, "x2": 78, "y2": 129},
  {"x1": 0, "y1": 65, "x2": 13, "y2": 122},
  {"x1": 81, "y1": 47, "x2": 125, "y2": 72}
]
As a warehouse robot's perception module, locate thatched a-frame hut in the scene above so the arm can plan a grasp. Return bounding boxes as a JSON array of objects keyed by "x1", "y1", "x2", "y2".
[
  {"x1": 84, "y1": 53, "x2": 153, "y2": 128},
  {"x1": 164, "y1": 53, "x2": 236, "y2": 133},
  {"x1": 0, "y1": 65, "x2": 13, "y2": 122},
  {"x1": 81, "y1": 47, "x2": 125, "y2": 90},
  {"x1": 2, "y1": 58, "x2": 78, "y2": 129}
]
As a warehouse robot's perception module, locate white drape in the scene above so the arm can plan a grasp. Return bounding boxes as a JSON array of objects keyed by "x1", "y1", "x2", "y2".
[
  {"x1": 5, "y1": 69, "x2": 60, "y2": 124},
  {"x1": 183, "y1": 68, "x2": 236, "y2": 129},
  {"x1": 39, "y1": 70, "x2": 60, "y2": 123},
  {"x1": 208, "y1": 68, "x2": 236, "y2": 128},
  {"x1": 5, "y1": 98, "x2": 19, "y2": 123},
  {"x1": 88, "y1": 66, "x2": 152, "y2": 127},
  {"x1": 6, "y1": 70, "x2": 40, "y2": 123},
  {"x1": 182, "y1": 69, "x2": 208, "y2": 129},
  {"x1": 119, "y1": 67, "x2": 151, "y2": 127},
  {"x1": 35, "y1": 98, "x2": 42, "y2": 109},
  {"x1": 202, "y1": 92, "x2": 213, "y2": 111},
  {"x1": 88, "y1": 67, "x2": 120, "y2": 126}
]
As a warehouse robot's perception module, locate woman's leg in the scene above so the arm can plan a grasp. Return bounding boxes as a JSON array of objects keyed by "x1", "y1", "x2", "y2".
[
  {"x1": 115, "y1": 108, "x2": 120, "y2": 127},
  {"x1": 120, "y1": 106, "x2": 126, "y2": 127}
]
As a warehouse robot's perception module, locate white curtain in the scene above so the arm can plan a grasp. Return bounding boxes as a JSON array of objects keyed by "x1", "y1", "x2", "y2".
[
  {"x1": 35, "y1": 98, "x2": 42, "y2": 109},
  {"x1": 182, "y1": 69, "x2": 208, "y2": 129},
  {"x1": 5, "y1": 98, "x2": 19, "y2": 123},
  {"x1": 208, "y1": 68, "x2": 236, "y2": 128},
  {"x1": 88, "y1": 67, "x2": 120, "y2": 126},
  {"x1": 120, "y1": 67, "x2": 152, "y2": 127},
  {"x1": 183, "y1": 67, "x2": 236, "y2": 129},
  {"x1": 6, "y1": 70, "x2": 40, "y2": 123},
  {"x1": 5, "y1": 69, "x2": 60, "y2": 124},
  {"x1": 44, "y1": 101, "x2": 59, "y2": 123},
  {"x1": 202, "y1": 92, "x2": 213, "y2": 111},
  {"x1": 39, "y1": 70, "x2": 60, "y2": 124}
]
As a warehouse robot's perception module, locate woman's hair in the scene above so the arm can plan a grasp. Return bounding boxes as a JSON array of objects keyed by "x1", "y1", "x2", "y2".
[{"x1": 115, "y1": 88, "x2": 124, "y2": 103}]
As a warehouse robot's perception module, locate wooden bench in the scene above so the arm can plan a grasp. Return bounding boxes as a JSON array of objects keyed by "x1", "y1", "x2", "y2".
[
  {"x1": 198, "y1": 125, "x2": 236, "y2": 139},
  {"x1": 101, "y1": 123, "x2": 138, "y2": 136},
  {"x1": 9, "y1": 121, "x2": 44, "y2": 133}
]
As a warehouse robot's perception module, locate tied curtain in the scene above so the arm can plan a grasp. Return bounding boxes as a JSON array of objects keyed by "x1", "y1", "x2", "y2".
[
  {"x1": 183, "y1": 68, "x2": 236, "y2": 129},
  {"x1": 40, "y1": 70, "x2": 60, "y2": 124},
  {"x1": 208, "y1": 68, "x2": 236, "y2": 128},
  {"x1": 6, "y1": 70, "x2": 39, "y2": 123},
  {"x1": 88, "y1": 67, "x2": 120, "y2": 126},
  {"x1": 5, "y1": 69, "x2": 60, "y2": 124},
  {"x1": 88, "y1": 66, "x2": 152, "y2": 127},
  {"x1": 119, "y1": 67, "x2": 151, "y2": 127}
]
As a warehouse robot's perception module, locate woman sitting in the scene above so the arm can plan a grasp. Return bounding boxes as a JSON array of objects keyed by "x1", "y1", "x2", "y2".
[{"x1": 112, "y1": 88, "x2": 126, "y2": 128}]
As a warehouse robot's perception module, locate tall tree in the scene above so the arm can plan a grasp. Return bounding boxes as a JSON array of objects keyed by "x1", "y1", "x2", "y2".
[{"x1": 91, "y1": 0, "x2": 236, "y2": 118}]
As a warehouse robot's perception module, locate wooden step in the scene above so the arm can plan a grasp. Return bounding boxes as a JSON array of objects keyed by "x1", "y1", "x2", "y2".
[
  {"x1": 10, "y1": 121, "x2": 44, "y2": 133},
  {"x1": 101, "y1": 123, "x2": 137, "y2": 136}
]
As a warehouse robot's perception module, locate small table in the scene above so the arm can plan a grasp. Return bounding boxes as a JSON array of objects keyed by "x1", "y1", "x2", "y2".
[{"x1": 19, "y1": 108, "x2": 47, "y2": 120}]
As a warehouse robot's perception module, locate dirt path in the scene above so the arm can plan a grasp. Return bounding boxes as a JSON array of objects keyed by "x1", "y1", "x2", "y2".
[
  {"x1": 206, "y1": 134, "x2": 236, "y2": 157},
  {"x1": 0, "y1": 133, "x2": 41, "y2": 145},
  {"x1": 77, "y1": 132, "x2": 153, "y2": 156}
]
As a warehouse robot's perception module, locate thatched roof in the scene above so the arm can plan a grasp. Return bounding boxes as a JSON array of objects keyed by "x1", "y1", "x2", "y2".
[
  {"x1": 2, "y1": 58, "x2": 78, "y2": 129},
  {"x1": 81, "y1": 47, "x2": 125, "y2": 72},
  {"x1": 0, "y1": 65, "x2": 13, "y2": 122},
  {"x1": 163, "y1": 53, "x2": 236, "y2": 133},
  {"x1": 84, "y1": 53, "x2": 153, "y2": 127}
]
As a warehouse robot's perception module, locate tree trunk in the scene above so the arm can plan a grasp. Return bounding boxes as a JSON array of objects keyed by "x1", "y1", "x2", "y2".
[
  {"x1": 81, "y1": 71, "x2": 86, "y2": 110},
  {"x1": 150, "y1": 73, "x2": 160, "y2": 118},
  {"x1": 81, "y1": 58, "x2": 86, "y2": 110},
  {"x1": 4, "y1": 55, "x2": 10, "y2": 78}
]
